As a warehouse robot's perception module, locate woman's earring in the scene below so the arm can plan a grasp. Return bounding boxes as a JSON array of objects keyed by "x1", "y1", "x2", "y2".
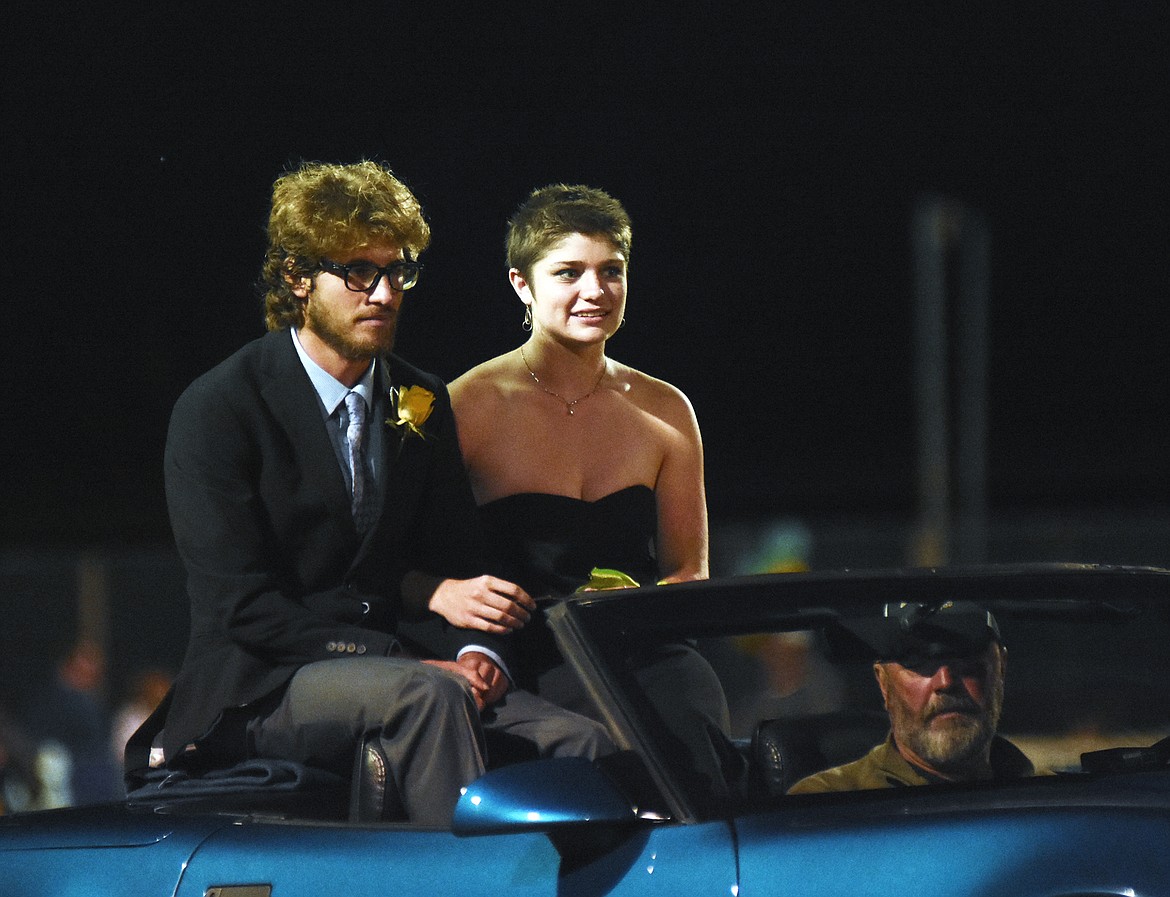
[
  {"x1": 522, "y1": 306, "x2": 533, "y2": 331},
  {"x1": 619, "y1": 316, "x2": 627, "y2": 329}
]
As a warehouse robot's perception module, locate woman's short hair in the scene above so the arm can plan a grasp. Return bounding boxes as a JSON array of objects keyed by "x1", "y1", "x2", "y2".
[
  {"x1": 505, "y1": 184, "x2": 632, "y2": 280},
  {"x1": 260, "y1": 160, "x2": 431, "y2": 331}
]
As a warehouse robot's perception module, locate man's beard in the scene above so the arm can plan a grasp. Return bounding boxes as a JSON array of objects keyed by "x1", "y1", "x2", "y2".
[
  {"x1": 891, "y1": 679, "x2": 1004, "y2": 777},
  {"x1": 304, "y1": 300, "x2": 397, "y2": 361}
]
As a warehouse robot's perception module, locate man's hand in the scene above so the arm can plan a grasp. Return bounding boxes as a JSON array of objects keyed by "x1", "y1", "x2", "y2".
[
  {"x1": 458, "y1": 651, "x2": 509, "y2": 706},
  {"x1": 428, "y1": 575, "x2": 536, "y2": 634},
  {"x1": 423, "y1": 653, "x2": 509, "y2": 711}
]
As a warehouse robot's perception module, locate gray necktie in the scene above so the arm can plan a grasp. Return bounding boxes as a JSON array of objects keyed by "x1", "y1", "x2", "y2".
[{"x1": 344, "y1": 392, "x2": 375, "y2": 531}]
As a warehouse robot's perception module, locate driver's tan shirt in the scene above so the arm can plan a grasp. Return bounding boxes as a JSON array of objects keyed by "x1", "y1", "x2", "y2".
[{"x1": 787, "y1": 734, "x2": 1034, "y2": 794}]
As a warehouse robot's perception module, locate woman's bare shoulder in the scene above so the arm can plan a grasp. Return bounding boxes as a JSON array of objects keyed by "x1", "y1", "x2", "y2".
[
  {"x1": 449, "y1": 352, "x2": 517, "y2": 409},
  {"x1": 610, "y1": 360, "x2": 699, "y2": 427}
]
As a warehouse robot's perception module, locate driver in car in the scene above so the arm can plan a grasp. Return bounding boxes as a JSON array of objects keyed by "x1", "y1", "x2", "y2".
[{"x1": 788, "y1": 602, "x2": 1034, "y2": 793}]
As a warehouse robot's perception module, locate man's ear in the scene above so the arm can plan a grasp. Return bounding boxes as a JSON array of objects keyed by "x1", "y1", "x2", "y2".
[
  {"x1": 873, "y1": 662, "x2": 891, "y2": 710},
  {"x1": 284, "y1": 260, "x2": 312, "y2": 299}
]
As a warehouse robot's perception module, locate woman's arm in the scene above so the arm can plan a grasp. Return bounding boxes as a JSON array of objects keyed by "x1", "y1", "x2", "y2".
[{"x1": 652, "y1": 387, "x2": 710, "y2": 582}]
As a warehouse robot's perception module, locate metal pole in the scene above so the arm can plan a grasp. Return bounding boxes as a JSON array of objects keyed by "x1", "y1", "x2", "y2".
[
  {"x1": 955, "y1": 213, "x2": 990, "y2": 564},
  {"x1": 911, "y1": 196, "x2": 954, "y2": 566}
]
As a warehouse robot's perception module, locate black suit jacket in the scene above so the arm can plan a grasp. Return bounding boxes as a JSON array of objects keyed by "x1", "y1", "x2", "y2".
[{"x1": 161, "y1": 329, "x2": 496, "y2": 763}]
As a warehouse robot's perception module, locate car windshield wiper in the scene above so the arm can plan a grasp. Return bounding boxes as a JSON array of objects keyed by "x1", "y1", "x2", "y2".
[{"x1": 1081, "y1": 735, "x2": 1170, "y2": 774}]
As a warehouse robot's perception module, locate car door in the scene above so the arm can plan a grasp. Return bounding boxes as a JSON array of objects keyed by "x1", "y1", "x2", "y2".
[
  {"x1": 0, "y1": 804, "x2": 231, "y2": 896},
  {"x1": 734, "y1": 799, "x2": 1170, "y2": 897},
  {"x1": 175, "y1": 812, "x2": 738, "y2": 897}
]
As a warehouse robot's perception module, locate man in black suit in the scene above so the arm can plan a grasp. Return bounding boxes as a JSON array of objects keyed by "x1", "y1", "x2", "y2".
[{"x1": 159, "y1": 161, "x2": 610, "y2": 826}]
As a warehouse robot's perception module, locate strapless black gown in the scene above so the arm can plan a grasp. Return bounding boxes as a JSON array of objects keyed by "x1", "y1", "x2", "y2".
[
  {"x1": 478, "y1": 484, "x2": 659, "y2": 688},
  {"x1": 478, "y1": 485, "x2": 659, "y2": 597},
  {"x1": 481, "y1": 485, "x2": 733, "y2": 799}
]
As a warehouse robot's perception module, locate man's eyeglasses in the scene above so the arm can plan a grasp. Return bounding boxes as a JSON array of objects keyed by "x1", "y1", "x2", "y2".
[{"x1": 318, "y1": 258, "x2": 423, "y2": 292}]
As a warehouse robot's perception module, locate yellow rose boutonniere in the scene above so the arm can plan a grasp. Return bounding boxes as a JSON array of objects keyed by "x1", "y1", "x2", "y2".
[{"x1": 387, "y1": 385, "x2": 436, "y2": 440}]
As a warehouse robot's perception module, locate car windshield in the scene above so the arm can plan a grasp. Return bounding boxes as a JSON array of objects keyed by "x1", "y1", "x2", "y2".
[
  {"x1": 709, "y1": 600, "x2": 1169, "y2": 770},
  {"x1": 556, "y1": 565, "x2": 1170, "y2": 819}
]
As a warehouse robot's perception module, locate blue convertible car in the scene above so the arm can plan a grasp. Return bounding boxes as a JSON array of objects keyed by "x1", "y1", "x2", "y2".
[{"x1": 3, "y1": 563, "x2": 1170, "y2": 895}]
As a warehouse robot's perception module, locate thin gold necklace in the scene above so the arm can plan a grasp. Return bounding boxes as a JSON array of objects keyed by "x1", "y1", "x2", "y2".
[{"x1": 520, "y1": 346, "x2": 607, "y2": 416}]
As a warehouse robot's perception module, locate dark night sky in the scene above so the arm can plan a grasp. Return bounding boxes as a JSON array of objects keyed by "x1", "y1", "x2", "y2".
[{"x1": 4, "y1": 4, "x2": 1168, "y2": 546}]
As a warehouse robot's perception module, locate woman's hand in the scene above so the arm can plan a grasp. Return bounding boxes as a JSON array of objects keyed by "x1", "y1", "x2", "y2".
[{"x1": 428, "y1": 575, "x2": 536, "y2": 633}]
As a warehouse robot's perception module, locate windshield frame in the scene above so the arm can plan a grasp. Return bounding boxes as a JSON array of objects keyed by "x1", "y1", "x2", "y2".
[{"x1": 547, "y1": 563, "x2": 1170, "y2": 823}]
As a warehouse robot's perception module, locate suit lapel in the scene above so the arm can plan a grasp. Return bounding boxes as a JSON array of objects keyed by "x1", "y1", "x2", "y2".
[
  {"x1": 259, "y1": 330, "x2": 357, "y2": 534},
  {"x1": 376, "y1": 356, "x2": 426, "y2": 540},
  {"x1": 252, "y1": 337, "x2": 430, "y2": 564},
  {"x1": 375, "y1": 359, "x2": 403, "y2": 535}
]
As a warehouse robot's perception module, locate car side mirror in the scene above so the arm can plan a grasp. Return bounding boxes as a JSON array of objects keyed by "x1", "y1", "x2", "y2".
[{"x1": 452, "y1": 757, "x2": 639, "y2": 836}]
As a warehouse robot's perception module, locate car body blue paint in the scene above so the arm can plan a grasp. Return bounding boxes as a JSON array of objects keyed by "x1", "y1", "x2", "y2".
[
  {"x1": 736, "y1": 800, "x2": 1170, "y2": 896},
  {"x1": 454, "y1": 757, "x2": 637, "y2": 833}
]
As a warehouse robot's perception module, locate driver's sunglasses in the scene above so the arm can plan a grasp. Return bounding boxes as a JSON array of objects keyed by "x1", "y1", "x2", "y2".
[{"x1": 318, "y1": 258, "x2": 423, "y2": 292}]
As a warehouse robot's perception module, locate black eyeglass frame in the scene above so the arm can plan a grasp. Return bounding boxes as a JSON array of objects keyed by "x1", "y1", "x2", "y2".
[{"x1": 318, "y1": 258, "x2": 424, "y2": 292}]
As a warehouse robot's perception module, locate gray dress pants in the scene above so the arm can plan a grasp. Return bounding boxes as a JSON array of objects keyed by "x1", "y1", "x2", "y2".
[{"x1": 250, "y1": 656, "x2": 612, "y2": 827}]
